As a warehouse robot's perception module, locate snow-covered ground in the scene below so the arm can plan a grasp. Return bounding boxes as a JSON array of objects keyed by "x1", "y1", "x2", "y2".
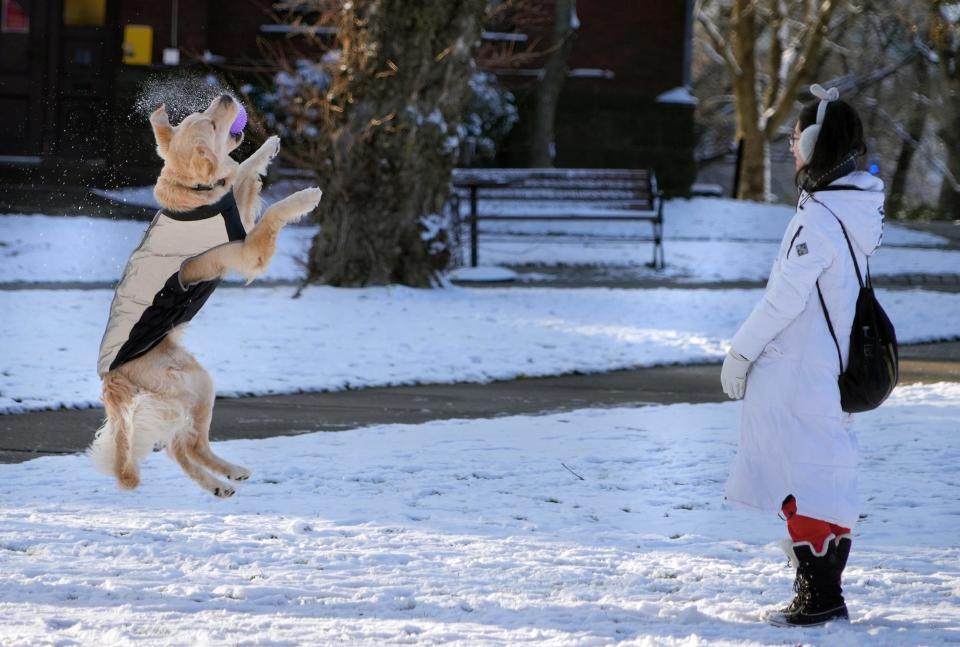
[
  {"x1": 477, "y1": 238, "x2": 960, "y2": 281},
  {"x1": 0, "y1": 214, "x2": 313, "y2": 284},
  {"x1": 88, "y1": 189, "x2": 947, "y2": 247},
  {"x1": 0, "y1": 383, "x2": 957, "y2": 646},
  {"x1": 2, "y1": 193, "x2": 958, "y2": 645},
  {"x1": 479, "y1": 197, "x2": 946, "y2": 245},
  {"x1": 2, "y1": 197, "x2": 957, "y2": 284},
  {"x1": 471, "y1": 197, "x2": 958, "y2": 279},
  {"x1": 4, "y1": 286, "x2": 960, "y2": 414}
]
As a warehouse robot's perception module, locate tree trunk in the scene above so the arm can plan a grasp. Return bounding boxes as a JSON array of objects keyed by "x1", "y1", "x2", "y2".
[
  {"x1": 738, "y1": 131, "x2": 767, "y2": 201},
  {"x1": 932, "y1": 2, "x2": 960, "y2": 218},
  {"x1": 530, "y1": 0, "x2": 577, "y2": 167},
  {"x1": 729, "y1": 0, "x2": 764, "y2": 201},
  {"x1": 889, "y1": 58, "x2": 929, "y2": 216},
  {"x1": 706, "y1": 0, "x2": 841, "y2": 201},
  {"x1": 306, "y1": 0, "x2": 487, "y2": 287},
  {"x1": 937, "y1": 110, "x2": 960, "y2": 217},
  {"x1": 937, "y1": 49, "x2": 960, "y2": 216}
]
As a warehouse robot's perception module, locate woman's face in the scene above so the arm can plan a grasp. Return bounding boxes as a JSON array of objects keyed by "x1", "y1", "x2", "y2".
[{"x1": 791, "y1": 122, "x2": 803, "y2": 171}]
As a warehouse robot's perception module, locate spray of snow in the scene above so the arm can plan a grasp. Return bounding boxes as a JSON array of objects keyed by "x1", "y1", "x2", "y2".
[{"x1": 132, "y1": 74, "x2": 233, "y2": 124}]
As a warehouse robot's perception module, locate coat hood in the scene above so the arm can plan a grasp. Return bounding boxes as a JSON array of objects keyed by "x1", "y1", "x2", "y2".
[{"x1": 804, "y1": 171, "x2": 885, "y2": 257}]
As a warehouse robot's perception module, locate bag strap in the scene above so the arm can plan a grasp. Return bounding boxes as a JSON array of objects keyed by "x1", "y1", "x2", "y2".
[
  {"x1": 817, "y1": 280, "x2": 844, "y2": 373},
  {"x1": 811, "y1": 184, "x2": 864, "y2": 192},
  {"x1": 808, "y1": 196, "x2": 865, "y2": 289}
]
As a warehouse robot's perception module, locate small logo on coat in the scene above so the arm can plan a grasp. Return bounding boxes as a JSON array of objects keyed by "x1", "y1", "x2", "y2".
[{"x1": 795, "y1": 242, "x2": 809, "y2": 256}]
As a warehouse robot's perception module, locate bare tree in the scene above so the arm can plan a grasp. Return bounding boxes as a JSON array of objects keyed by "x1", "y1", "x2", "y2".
[
  {"x1": 693, "y1": 0, "x2": 951, "y2": 211},
  {"x1": 309, "y1": 1, "x2": 489, "y2": 286},
  {"x1": 252, "y1": 1, "x2": 489, "y2": 287},
  {"x1": 931, "y1": 0, "x2": 960, "y2": 218},
  {"x1": 236, "y1": 1, "x2": 551, "y2": 286},
  {"x1": 529, "y1": 0, "x2": 578, "y2": 167},
  {"x1": 888, "y1": 54, "x2": 930, "y2": 215},
  {"x1": 696, "y1": 0, "x2": 849, "y2": 200}
]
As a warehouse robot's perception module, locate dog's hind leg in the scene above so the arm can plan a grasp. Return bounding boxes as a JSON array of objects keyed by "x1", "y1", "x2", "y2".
[
  {"x1": 100, "y1": 373, "x2": 140, "y2": 490},
  {"x1": 169, "y1": 435, "x2": 235, "y2": 498},
  {"x1": 187, "y1": 365, "x2": 252, "y2": 482}
]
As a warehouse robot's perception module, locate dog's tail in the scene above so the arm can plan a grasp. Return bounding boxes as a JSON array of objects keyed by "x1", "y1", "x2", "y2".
[{"x1": 88, "y1": 373, "x2": 190, "y2": 479}]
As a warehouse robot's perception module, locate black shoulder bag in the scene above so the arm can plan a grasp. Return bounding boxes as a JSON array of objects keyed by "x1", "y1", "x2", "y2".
[{"x1": 815, "y1": 210, "x2": 899, "y2": 413}]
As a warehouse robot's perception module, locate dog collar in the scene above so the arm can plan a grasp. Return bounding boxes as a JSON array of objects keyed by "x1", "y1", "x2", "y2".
[{"x1": 187, "y1": 178, "x2": 228, "y2": 192}]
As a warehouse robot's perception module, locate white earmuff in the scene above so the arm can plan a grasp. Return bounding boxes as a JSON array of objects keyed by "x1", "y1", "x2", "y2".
[
  {"x1": 797, "y1": 125, "x2": 820, "y2": 164},
  {"x1": 797, "y1": 83, "x2": 839, "y2": 165}
]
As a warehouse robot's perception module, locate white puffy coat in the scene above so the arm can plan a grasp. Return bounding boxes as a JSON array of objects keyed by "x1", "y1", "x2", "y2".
[{"x1": 724, "y1": 172, "x2": 885, "y2": 529}]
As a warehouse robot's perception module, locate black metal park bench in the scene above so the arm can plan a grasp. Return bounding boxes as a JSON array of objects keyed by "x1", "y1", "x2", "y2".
[{"x1": 450, "y1": 168, "x2": 665, "y2": 270}]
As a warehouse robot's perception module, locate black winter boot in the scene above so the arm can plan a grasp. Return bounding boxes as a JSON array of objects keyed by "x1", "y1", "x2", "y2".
[{"x1": 766, "y1": 537, "x2": 851, "y2": 627}]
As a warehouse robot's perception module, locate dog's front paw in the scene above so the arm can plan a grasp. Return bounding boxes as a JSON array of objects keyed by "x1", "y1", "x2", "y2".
[
  {"x1": 263, "y1": 187, "x2": 323, "y2": 229},
  {"x1": 266, "y1": 135, "x2": 281, "y2": 159},
  {"x1": 213, "y1": 485, "x2": 236, "y2": 498},
  {"x1": 290, "y1": 187, "x2": 323, "y2": 216}
]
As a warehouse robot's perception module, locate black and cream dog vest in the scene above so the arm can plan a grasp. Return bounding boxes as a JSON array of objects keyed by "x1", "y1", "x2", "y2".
[{"x1": 97, "y1": 191, "x2": 245, "y2": 376}]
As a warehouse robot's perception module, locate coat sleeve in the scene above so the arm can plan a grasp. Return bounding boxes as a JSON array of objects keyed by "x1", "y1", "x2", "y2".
[{"x1": 730, "y1": 214, "x2": 837, "y2": 361}]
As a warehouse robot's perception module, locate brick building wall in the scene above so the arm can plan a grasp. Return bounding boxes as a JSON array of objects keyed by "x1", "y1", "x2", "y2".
[
  {"x1": 570, "y1": 1, "x2": 689, "y2": 91},
  {"x1": 107, "y1": 0, "x2": 273, "y2": 181},
  {"x1": 494, "y1": 0, "x2": 695, "y2": 193},
  {"x1": 2, "y1": 0, "x2": 694, "y2": 193},
  {"x1": 117, "y1": 0, "x2": 267, "y2": 66}
]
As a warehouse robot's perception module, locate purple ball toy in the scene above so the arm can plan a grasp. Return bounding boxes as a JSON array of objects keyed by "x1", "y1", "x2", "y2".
[{"x1": 230, "y1": 103, "x2": 247, "y2": 136}]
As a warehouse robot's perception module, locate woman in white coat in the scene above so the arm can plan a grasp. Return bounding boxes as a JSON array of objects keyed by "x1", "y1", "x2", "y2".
[{"x1": 720, "y1": 85, "x2": 885, "y2": 627}]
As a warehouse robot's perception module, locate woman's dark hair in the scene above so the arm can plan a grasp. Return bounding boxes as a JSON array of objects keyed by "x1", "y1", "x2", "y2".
[{"x1": 795, "y1": 98, "x2": 867, "y2": 191}]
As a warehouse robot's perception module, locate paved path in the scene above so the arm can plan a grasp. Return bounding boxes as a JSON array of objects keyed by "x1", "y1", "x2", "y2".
[
  {"x1": 455, "y1": 272, "x2": 960, "y2": 291},
  {"x1": 2, "y1": 341, "x2": 957, "y2": 464},
  {"x1": 6, "y1": 276, "x2": 958, "y2": 292}
]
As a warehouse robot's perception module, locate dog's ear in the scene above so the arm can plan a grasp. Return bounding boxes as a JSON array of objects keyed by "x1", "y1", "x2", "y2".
[
  {"x1": 191, "y1": 143, "x2": 218, "y2": 183},
  {"x1": 150, "y1": 104, "x2": 173, "y2": 158}
]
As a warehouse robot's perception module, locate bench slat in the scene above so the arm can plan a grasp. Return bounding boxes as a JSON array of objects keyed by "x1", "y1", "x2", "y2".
[
  {"x1": 480, "y1": 203, "x2": 654, "y2": 213},
  {"x1": 478, "y1": 214, "x2": 658, "y2": 221},
  {"x1": 507, "y1": 179, "x2": 650, "y2": 189},
  {"x1": 453, "y1": 168, "x2": 649, "y2": 179},
  {"x1": 468, "y1": 185, "x2": 650, "y2": 198},
  {"x1": 472, "y1": 192, "x2": 651, "y2": 206}
]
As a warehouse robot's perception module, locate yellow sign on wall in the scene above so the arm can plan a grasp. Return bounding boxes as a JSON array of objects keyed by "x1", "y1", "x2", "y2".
[
  {"x1": 64, "y1": 0, "x2": 106, "y2": 26},
  {"x1": 123, "y1": 24, "x2": 152, "y2": 65}
]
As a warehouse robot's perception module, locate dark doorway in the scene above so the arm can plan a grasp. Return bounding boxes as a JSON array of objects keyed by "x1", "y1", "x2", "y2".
[
  {"x1": 0, "y1": 0, "x2": 117, "y2": 164},
  {"x1": 0, "y1": 0, "x2": 49, "y2": 160},
  {"x1": 56, "y1": 0, "x2": 117, "y2": 160}
]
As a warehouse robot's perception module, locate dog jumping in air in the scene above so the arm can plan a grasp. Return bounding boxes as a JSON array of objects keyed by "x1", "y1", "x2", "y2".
[{"x1": 89, "y1": 94, "x2": 322, "y2": 497}]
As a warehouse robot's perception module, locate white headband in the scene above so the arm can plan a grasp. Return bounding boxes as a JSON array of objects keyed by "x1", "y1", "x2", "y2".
[{"x1": 810, "y1": 83, "x2": 839, "y2": 125}]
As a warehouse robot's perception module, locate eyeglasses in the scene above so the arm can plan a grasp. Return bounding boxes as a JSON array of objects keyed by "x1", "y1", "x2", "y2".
[{"x1": 789, "y1": 133, "x2": 800, "y2": 148}]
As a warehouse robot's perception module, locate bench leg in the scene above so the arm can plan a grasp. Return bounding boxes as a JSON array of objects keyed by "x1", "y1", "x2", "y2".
[
  {"x1": 449, "y1": 194, "x2": 463, "y2": 266},
  {"x1": 647, "y1": 220, "x2": 665, "y2": 270},
  {"x1": 470, "y1": 186, "x2": 479, "y2": 268},
  {"x1": 656, "y1": 220, "x2": 664, "y2": 270}
]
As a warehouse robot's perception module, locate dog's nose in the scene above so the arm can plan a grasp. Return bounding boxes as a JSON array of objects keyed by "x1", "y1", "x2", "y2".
[{"x1": 220, "y1": 94, "x2": 234, "y2": 105}]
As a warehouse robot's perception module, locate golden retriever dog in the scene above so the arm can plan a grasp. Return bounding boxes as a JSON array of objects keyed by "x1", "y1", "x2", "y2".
[{"x1": 89, "y1": 94, "x2": 322, "y2": 497}]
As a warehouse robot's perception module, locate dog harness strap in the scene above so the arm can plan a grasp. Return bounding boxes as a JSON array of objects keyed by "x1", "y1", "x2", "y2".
[{"x1": 161, "y1": 191, "x2": 246, "y2": 242}]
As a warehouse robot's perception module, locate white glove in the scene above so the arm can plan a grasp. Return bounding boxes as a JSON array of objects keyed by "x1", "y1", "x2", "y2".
[{"x1": 720, "y1": 349, "x2": 752, "y2": 400}]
